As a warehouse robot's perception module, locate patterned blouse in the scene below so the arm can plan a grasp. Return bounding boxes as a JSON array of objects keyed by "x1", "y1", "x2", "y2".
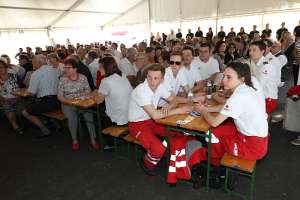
[
  {"x1": 0, "y1": 73, "x2": 19, "y2": 99},
  {"x1": 58, "y1": 74, "x2": 91, "y2": 99}
]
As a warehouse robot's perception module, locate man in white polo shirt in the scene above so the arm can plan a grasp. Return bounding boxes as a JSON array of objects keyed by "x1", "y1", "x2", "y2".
[
  {"x1": 119, "y1": 47, "x2": 138, "y2": 76},
  {"x1": 181, "y1": 46, "x2": 203, "y2": 90},
  {"x1": 163, "y1": 52, "x2": 189, "y2": 96},
  {"x1": 192, "y1": 43, "x2": 220, "y2": 80},
  {"x1": 128, "y1": 64, "x2": 192, "y2": 175}
]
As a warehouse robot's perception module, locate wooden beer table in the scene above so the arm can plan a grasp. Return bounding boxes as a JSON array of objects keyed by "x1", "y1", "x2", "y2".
[
  {"x1": 63, "y1": 96, "x2": 103, "y2": 149},
  {"x1": 156, "y1": 103, "x2": 217, "y2": 191},
  {"x1": 12, "y1": 88, "x2": 30, "y2": 97}
]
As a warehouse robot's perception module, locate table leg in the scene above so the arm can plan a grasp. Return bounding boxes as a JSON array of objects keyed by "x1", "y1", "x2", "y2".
[
  {"x1": 96, "y1": 104, "x2": 103, "y2": 151},
  {"x1": 206, "y1": 129, "x2": 212, "y2": 191}
]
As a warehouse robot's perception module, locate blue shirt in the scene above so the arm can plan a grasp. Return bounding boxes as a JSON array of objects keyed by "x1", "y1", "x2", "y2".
[{"x1": 28, "y1": 65, "x2": 60, "y2": 98}]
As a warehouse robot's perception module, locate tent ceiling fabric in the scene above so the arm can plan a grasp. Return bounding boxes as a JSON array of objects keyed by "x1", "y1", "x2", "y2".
[
  {"x1": 0, "y1": 0, "x2": 300, "y2": 29},
  {"x1": 0, "y1": 0, "x2": 140, "y2": 29}
]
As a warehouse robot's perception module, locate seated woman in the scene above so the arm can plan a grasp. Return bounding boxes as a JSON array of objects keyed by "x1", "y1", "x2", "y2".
[
  {"x1": 194, "y1": 62, "x2": 268, "y2": 168},
  {"x1": 0, "y1": 60, "x2": 23, "y2": 134},
  {"x1": 224, "y1": 43, "x2": 240, "y2": 64},
  {"x1": 57, "y1": 58, "x2": 99, "y2": 150},
  {"x1": 94, "y1": 56, "x2": 133, "y2": 126}
]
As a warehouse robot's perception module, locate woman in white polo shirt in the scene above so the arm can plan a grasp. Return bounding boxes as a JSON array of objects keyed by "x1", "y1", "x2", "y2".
[
  {"x1": 94, "y1": 56, "x2": 133, "y2": 126},
  {"x1": 194, "y1": 62, "x2": 269, "y2": 167}
]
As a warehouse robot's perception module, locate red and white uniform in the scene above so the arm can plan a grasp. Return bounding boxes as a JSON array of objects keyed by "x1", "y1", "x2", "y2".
[
  {"x1": 199, "y1": 84, "x2": 269, "y2": 166},
  {"x1": 128, "y1": 80, "x2": 171, "y2": 169},
  {"x1": 264, "y1": 52, "x2": 282, "y2": 87},
  {"x1": 163, "y1": 67, "x2": 188, "y2": 95},
  {"x1": 255, "y1": 57, "x2": 278, "y2": 113},
  {"x1": 192, "y1": 56, "x2": 220, "y2": 80},
  {"x1": 167, "y1": 135, "x2": 205, "y2": 184}
]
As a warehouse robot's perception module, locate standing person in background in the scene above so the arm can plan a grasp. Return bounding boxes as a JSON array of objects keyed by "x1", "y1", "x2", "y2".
[
  {"x1": 206, "y1": 27, "x2": 214, "y2": 41},
  {"x1": 186, "y1": 29, "x2": 194, "y2": 39},
  {"x1": 276, "y1": 22, "x2": 288, "y2": 41},
  {"x1": 249, "y1": 25, "x2": 259, "y2": 40},
  {"x1": 217, "y1": 26, "x2": 226, "y2": 40},
  {"x1": 262, "y1": 23, "x2": 272, "y2": 38},
  {"x1": 176, "y1": 28, "x2": 182, "y2": 39},
  {"x1": 195, "y1": 27, "x2": 203, "y2": 38}
]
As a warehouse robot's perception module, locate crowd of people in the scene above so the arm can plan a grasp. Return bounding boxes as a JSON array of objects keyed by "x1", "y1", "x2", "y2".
[{"x1": 1, "y1": 22, "x2": 300, "y2": 188}]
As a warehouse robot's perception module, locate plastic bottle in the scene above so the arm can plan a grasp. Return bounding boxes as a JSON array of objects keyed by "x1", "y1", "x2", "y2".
[{"x1": 206, "y1": 80, "x2": 213, "y2": 100}]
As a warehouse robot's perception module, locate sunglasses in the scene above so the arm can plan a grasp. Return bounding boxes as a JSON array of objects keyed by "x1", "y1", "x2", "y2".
[{"x1": 169, "y1": 61, "x2": 181, "y2": 65}]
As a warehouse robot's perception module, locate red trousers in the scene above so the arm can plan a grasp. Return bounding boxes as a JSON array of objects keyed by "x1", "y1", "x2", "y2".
[
  {"x1": 128, "y1": 119, "x2": 169, "y2": 169},
  {"x1": 265, "y1": 98, "x2": 277, "y2": 114},
  {"x1": 200, "y1": 120, "x2": 268, "y2": 166}
]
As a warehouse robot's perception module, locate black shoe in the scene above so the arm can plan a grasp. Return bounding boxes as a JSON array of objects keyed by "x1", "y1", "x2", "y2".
[
  {"x1": 14, "y1": 127, "x2": 24, "y2": 135},
  {"x1": 191, "y1": 163, "x2": 207, "y2": 189},
  {"x1": 138, "y1": 156, "x2": 157, "y2": 176},
  {"x1": 35, "y1": 133, "x2": 52, "y2": 139}
]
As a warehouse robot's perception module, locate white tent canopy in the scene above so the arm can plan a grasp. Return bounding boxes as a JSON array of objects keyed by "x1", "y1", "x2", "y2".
[{"x1": 0, "y1": 0, "x2": 300, "y2": 62}]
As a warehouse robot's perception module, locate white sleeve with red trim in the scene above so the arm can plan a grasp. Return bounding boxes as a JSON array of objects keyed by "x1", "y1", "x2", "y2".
[{"x1": 220, "y1": 94, "x2": 243, "y2": 119}]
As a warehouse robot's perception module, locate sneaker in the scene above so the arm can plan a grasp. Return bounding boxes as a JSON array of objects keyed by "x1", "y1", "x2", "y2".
[
  {"x1": 138, "y1": 156, "x2": 158, "y2": 176},
  {"x1": 291, "y1": 138, "x2": 300, "y2": 146},
  {"x1": 14, "y1": 127, "x2": 23, "y2": 135},
  {"x1": 103, "y1": 144, "x2": 115, "y2": 150},
  {"x1": 72, "y1": 142, "x2": 80, "y2": 150}
]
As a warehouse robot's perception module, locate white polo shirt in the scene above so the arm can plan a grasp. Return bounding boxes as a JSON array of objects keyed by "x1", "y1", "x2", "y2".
[
  {"x1": 221, "y1": 83, "x2": 268, "y2": 137},
  {"x1": 119, "y1": 58, "x2": 138, "y2": 76},
  {"x1": 163, "y1": 67, "x2": 188, "y2": 95},
  {"x1": 88, "y1": 58, "x2": 99, "y2": 85},
  {"x1": 264, "y1": 52, "x2": 281, "y2": 86},
  {"x1": 182, "y1": 62, "x2": 203, "y2": 90},
  {"x1": 192, "y1": 56, "x2": 220, "y2": 80},
  {"x1": 128, "y1": 80, "x2": 171, "y2": 122},
  {"x1": 99, "y1": 74, "x2": 132, "y2": 125},
  {"x1": 255, "y1": 57, "x2": 278, "y2": 99}
]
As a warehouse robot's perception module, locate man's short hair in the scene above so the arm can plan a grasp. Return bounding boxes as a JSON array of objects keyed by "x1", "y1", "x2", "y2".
[
  {"x1": 19, "y1": 54, "x2": 29, "y2": 61},
  {"x1": 199, "y1": 42, "x2": 211, "y2": 50},
  {"x1": 127, "y1": 47, "x2": 137, "y2": 56},
  {"x1": 87, "y1": 50, "x2": 98, "y2": 60},
  {"x1": 250, "y1": 40, "x2": 267, "y2": 52},
  {"x1": 182, "y1": 46, "x2": 194, "y2": 56},
  {"x1": 146, "y1": 63, "x2": 165, "y2": 76},
  {"x1": 294, "y1": 25, "x2": 300, "y2": 37},
  {"x1": 261, "y1": 39, "x2": 273, "y2": 47},
  {"x1": 145, "y1": 47, "x2": 154, "y2": 54}
]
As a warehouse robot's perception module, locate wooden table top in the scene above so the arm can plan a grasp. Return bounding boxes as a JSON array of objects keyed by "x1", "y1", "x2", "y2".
[
  {"x1": 64, "y1": 98, "x2": 96, "y2": 109},
  {"x1": 156, "y1": 100, "x2": 219, "y2": 133},
  {"x1": 12, "y1": 88, "x2": 30, "y2": 97},
  {"x1": 156, "y1": 114, "x2": 211, "y2": 132}
]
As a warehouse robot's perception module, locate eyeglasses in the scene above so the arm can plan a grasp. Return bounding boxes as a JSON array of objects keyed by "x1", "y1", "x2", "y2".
[{"x1": 169, "y1": 61, "x2": 181, "y2": 65}]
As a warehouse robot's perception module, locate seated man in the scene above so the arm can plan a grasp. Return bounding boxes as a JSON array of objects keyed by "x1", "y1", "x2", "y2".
[
  {"x1": 22, "y1": 55, "x2": 61, "y2": 138},
  {"x1": 128, "y1": 63, "x2": 192, "y2": 175}
]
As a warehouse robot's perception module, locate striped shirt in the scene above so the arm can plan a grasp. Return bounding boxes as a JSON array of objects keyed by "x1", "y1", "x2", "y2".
[{"x1": 28, "y1": 65, "x2": 60, "y2": 98}]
